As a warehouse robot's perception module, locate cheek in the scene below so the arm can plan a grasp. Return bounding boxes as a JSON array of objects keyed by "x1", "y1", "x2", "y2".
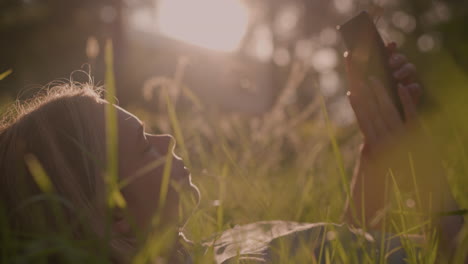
[
  {"x1": 120, "y1": 160, "x2": 180, "y2": 229},
  {"x1": 121, "y1": 165, "x2": 163, "y2": 228}
]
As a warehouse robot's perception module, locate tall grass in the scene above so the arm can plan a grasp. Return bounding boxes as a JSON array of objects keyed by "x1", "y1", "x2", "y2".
[
  {"x1": 135, "y1": 51, "x2": 468, "y2": 263},
  {"x1": 0, "y1": 69, "x2": 12, "y2": 81},
  {"x1": 1, "y1": 46, "x2": 467, "y2": 263}
]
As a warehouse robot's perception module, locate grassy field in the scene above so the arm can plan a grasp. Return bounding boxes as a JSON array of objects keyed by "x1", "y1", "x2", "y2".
[
  {"x1": 128, "y1": 47, "x2": 468, "y2": 262},
  {"x1": 1, "y1": 43, "x2": 468, "y2": 263}
]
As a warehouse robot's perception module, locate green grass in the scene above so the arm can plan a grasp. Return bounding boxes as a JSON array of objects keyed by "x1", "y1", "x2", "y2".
[
  {"x1": 1, "y1": 47, "x2": 468, "y2": 263},
  {"x1": 0, "y1": 69, "x2": 12, "y2": 81},
  {"x1": 133, "y1": 50, "x2": 468, "y2": 263}
]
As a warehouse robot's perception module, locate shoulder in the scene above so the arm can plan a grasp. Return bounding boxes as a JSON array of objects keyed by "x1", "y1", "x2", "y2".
[
  {"x1": 205, "y1": 221, "x2": 410, "y2": 264},
  {"x1": 205, "y1": 221, "x2": 346, "y2": 264}
]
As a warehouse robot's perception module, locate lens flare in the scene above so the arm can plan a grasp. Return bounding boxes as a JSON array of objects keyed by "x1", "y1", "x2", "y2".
[{"x1": 158, "y1": 0, "x2": 249, "y2": 52}]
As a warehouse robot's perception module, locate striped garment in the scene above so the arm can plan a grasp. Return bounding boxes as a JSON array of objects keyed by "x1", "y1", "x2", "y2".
[{"x1": 198, "y1": 221, "x2": 415, "y2": 264}]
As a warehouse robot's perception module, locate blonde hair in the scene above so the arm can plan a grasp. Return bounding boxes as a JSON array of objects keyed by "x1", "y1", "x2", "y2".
[{"x1": 0, "y1": 82, "x2": 133, "y2": 262}]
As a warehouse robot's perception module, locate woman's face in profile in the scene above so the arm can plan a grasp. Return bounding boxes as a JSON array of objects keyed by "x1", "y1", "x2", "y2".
[{"x1": 111, "y1": 105, "x2": 198, "y2": 232}]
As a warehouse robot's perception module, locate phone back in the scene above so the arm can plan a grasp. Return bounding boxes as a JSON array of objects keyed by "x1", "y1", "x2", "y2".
[{"x1": 339, "y1": 11, "x2": 404, "y2": 118}]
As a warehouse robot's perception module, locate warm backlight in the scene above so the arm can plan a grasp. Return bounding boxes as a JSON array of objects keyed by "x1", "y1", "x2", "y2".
[{"x1": 157, "y1": 0, "x2": 249, "y2": 52}]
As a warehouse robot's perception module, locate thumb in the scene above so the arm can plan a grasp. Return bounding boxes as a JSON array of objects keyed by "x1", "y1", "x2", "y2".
[{"x1": 398, "y1": 84, "x2": 418, "y2": 121}]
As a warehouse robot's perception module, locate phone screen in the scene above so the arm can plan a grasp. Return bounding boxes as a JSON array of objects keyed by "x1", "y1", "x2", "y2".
[{"x1": 338, "y1": 11, "x2": 404, "y2": 119}]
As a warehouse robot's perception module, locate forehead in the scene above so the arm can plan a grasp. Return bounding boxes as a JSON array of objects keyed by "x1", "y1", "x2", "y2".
[{"x1": 115, "y1": 105, "x2": 143, "y2": 131}]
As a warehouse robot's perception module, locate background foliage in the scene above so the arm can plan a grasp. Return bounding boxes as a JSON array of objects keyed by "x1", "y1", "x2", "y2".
[{"x1": 1, "y1": 0, "x2": 468, "y2": 263}]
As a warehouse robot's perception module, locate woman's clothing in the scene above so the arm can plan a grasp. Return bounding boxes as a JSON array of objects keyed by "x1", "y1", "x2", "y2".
[{"x1": 200, "y1": 221, "x2": 412, "y2": 264}]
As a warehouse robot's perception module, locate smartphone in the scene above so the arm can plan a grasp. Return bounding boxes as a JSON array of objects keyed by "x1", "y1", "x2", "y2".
[{"x1": 338, "y1": 11, "x2": 404, "y2": 119}]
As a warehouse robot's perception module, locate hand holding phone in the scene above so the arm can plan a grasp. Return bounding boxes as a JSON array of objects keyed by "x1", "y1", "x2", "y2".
[
  {"x1": 339, "y1": 11, "x2": 404, "y2": 119},
  {"x1": 339, "y1": 11, "x2": 423, "y2": 152}
]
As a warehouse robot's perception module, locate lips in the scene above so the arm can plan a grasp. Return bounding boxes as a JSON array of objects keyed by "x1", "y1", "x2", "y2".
[
  {"x1": 167, "y1": 156, "x2": 201, "y2": 227},
  {"x1": 174, "y1": 165, "x2": 200, "y2": 207}
]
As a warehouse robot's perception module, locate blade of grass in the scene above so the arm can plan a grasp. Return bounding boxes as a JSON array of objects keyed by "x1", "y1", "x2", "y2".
[
  {"x1": 104, "y1": 39, "x2": 126, "y2": 209},
  {"x1": 165, "y1": 90, "x2": 191, "y2": 168},
  {"x1": 165, "y1": 59, "x2": 192, "y2": 170},
  {"x1": 132, "y1": 226, "x2": 178, "y2": 264},
  {"x1": 217, "y1": 164, "x2": 228, "y2": 232},
  {"x1": 389, "y1": 169, "x2": 419, "y2": 263},
  {"x1": 119, "y1": 156, "x2": 166, "y2": 189},
  {"x1": 24, "y1": 154, "x2": 69, "y2": 236},
  {"x1": 158, "y1": 140, "x2": 175, "y2": 212},
  {"x1": 317, "y1": 208, "x2": 330, "y2": 264},
  {"x1": 0, "y1": 69, "x2": 12, "y2": 81},
  {"x1": 320, "y1": 95, "x2": 358, "y2": 226},
  {"x1": 24, "y1": 154, "x2": 54, "y2": 193},
  {"x1": 379, "y1": 172, "x2": 390, "y2": 264},
  {"x1": 408, "y1": 153, "x2": 423, "y2": 214}
]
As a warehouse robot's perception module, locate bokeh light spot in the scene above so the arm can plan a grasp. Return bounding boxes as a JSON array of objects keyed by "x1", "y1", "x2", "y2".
[
  {"x1": 273, "y1": 48, "x2": 291, "y2": 66},
  {"x1": 295, "y1": 39, "x2": 314, "y2": 61},
  {"x1": 319, "y1": 71, "x2": 340, "y2": 97},
  {"x1": 319, "y1": 28, "x2": 338, "y2": 46},
  {"x1": 310, "y1": 48, "x2": 338, "y2": 72},
  {"x1": 86, "y1": 36, "x2": 100, "y2": 59},
  {"x1": 333, "y1": 0, "x2": 354, "y2": 14},
  {"x1": 274, "y1": 4, "x2": 299, "y2": 37},
  {"x1": 392, "y1": 11, "x2": 417, "y2": 33},
  {"x1": 248, "y1": 25, "x2": 274, "y2": 62},
  {"x1": 406, "y1": 198, "x2": 416, "y2": 208},
  {"x1": 418, "y1": 34, "x2": 435, "y2": 52}
]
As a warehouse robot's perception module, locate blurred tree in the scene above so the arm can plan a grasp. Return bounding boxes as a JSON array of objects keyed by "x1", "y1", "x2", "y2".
[
  {"x1": 0, "y1": 0, "x2": 124, "y2": 98},
  {"x1": 1, "y1": 0, "x2": 468, "y2": 114}
]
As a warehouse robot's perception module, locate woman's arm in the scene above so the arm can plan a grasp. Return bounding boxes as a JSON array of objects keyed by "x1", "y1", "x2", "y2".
[{"x1": 341, "y1": 44, "x2": 465, "y2": 261}]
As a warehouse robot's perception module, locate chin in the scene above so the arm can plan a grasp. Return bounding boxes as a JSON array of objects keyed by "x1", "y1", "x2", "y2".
[
  {"x1": 176, "y1": 174, "x2": 201, "y2": 228},
  {"x1": 188, "y1": 174, "x2": 201, "y2": 206}
]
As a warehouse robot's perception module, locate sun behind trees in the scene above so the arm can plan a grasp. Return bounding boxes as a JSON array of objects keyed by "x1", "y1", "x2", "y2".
[{"x1": 1, "y1": 0, "x2": 468, "y2": 263}]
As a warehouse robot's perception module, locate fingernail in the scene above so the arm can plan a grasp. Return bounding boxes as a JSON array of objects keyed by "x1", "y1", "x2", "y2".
[
  {"x1": 394, "y1": 70, "x2": 403, "y2": 79},
  {"x1": 399, "y1": 84, "x2": 409, "y2": 97}
]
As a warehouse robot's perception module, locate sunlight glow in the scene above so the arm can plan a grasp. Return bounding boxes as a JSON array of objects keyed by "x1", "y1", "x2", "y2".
[
  {"x1": 248, "y1": 25, "x2": 273, "y2": 61},
  {"x1": 158, "y1": 0, "x2": 249, "y2": 52}
]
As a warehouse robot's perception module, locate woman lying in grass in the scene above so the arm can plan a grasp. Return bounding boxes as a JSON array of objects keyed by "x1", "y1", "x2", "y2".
[{"x1": 0, "y1": 44, "x2": 465, "y2": 263}]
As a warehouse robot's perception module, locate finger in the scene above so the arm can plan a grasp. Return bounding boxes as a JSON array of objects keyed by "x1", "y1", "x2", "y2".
[
  {"x1": 398, "y1": 84, "x2": 418, "y2": 121},
  {"x1": 393, "y1": 63, "x2": 417, "y2": 81},
  {"x1": 386, "y1": 42, "x2": 397, "y2": 53},
  {"x1": 389, "y1": 53, "x2": 408, "y2": 69},
  {"x1": 404, "y1": 82, "x2": 423, "y2": 105},
  {"x1": 369, "y1": 77, "x2": 403, "y2": 130}
]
